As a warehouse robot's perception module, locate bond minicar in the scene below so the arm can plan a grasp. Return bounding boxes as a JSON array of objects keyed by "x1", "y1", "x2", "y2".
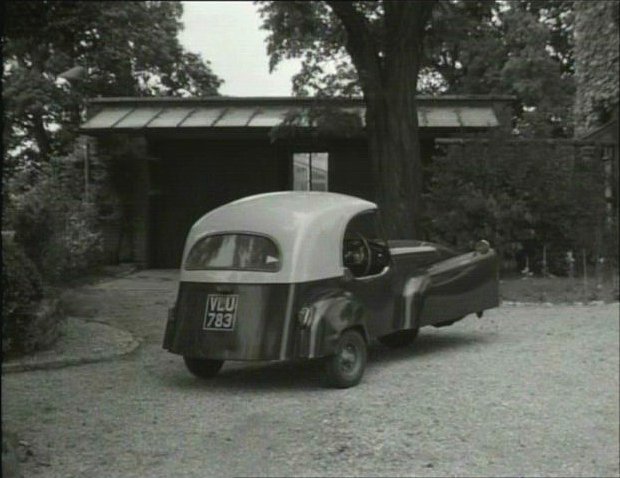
[{"x1": 163, "y1": 192, "x2": 499, "y2": 387}]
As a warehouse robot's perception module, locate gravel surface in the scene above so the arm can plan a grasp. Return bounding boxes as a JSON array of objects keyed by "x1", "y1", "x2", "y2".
[{"x1": 2, "y1": 271, "x2": 619, "y2": 477}]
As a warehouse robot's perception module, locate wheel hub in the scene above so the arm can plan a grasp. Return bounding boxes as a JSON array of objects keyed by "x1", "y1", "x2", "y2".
[{"x1": 339, "y1": 343, "x2": 358, "y2": 372}]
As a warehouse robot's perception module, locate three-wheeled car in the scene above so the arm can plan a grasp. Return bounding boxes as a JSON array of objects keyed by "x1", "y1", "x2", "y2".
[{"x1": 163, "y1": 192, "x2": 499, "y2": 388}]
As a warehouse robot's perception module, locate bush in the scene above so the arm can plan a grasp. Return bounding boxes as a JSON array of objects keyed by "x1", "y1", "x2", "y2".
[
  {"x1": 9, "y1": 163, "x2": 103, "y2": 282},
  {"x1": 2, "y1": 239, "x2": 44, "y2": 356},
  {"x1": 425, "y1": 136, "x2": 613, "y2": 276},
  {"x1": 37, "y1": 202, "x2": 104, "y2": 281}
]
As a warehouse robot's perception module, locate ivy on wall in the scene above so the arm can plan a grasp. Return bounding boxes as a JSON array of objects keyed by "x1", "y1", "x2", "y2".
[{"x1": 573, "y1": 1, "x2": 620, "y2": 136}]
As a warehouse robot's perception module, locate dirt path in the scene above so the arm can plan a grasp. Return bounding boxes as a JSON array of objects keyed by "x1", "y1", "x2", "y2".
[{"x1": 2, "y1": 271, "x2": 618, "y2": 477}]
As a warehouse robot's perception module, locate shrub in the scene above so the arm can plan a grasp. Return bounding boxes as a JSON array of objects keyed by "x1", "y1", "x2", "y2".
[
  {"x1": 9, "y1": 163, "x2": 103, "y2": 283},
  {"x1": 38, "y1": 201, "x2": 104, "y2": 281},
  {"x1": 2, "y1": 239, "x2": 44, "y2": 356},
  {"x1": 426, "y1": 135, "x2": 613, "y2": 276}
]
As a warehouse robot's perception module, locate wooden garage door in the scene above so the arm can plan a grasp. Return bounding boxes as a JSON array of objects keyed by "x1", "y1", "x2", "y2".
[{"x1": 149, "y1": 140, "x2": 286, "y2": 268}]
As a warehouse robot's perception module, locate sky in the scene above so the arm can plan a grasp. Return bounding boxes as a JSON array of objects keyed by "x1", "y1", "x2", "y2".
[{"x1": 179, "y1": 1, "x2": 302, "y2": 97}]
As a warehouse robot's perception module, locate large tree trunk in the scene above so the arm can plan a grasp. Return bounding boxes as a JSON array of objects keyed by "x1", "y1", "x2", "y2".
[
  {"x1": 365, "y1": 93, "x2": 422, "y2": 239},
  {"x1": 327, "y1": 0, "x2": 432, "y2": 240},
  {"x1": 365, "y1": 60, "x2": 423, "y2": 239}
]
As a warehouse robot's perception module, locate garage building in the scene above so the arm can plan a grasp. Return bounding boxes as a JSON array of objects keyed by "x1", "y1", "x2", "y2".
[{"x1": 81, "y1": 95, "x2": 513, "y2": 268}]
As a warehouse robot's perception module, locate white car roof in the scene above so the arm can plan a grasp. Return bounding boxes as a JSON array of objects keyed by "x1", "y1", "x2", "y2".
[{"x1": 180, "y1": 191, "x2": 377, "y2": 284}]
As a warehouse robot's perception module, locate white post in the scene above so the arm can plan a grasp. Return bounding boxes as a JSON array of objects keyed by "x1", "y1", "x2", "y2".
[
  {"x1": 582, "y1": 249, "x2": 588, "y2": 294},
  {"x1": 84, "y1": 140, "x2": 90, "y2": 202},
  {"x1": 308, "y1": 151, "x2": 313, "y2": 191}
]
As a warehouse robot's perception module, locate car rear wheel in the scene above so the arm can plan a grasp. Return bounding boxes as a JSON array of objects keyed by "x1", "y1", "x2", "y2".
[
  {"x1": 378, "y1": 328, "x2": 419, "y2": 348},
  {"x1": 183, "y1": 356, "x2": 224, "y2": 379},
  {"x1": 323, "y1": 329, "x2": 367, "y2": 388}
]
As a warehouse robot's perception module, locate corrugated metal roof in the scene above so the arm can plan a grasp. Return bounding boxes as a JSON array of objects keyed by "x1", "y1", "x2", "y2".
[{"x1": 81, "y1": 97, "x2": 502, "y2": 131}]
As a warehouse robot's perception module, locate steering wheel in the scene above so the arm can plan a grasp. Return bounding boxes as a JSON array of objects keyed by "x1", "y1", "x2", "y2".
[
  {"x1": 357, "y1": 233, "x2": 374, "y2": 276},
  {"x1": 344, "y1": 232, "x2": 373, "y2": 276}
]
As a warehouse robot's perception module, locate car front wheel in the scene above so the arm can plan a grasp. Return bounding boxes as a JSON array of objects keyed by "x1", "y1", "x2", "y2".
[
  {"x1": 323, "y1": 329, "x2": 367, "y2": 388},
  {"x1": 183, "y1": 356, "x2": 224, "y2": 379}
]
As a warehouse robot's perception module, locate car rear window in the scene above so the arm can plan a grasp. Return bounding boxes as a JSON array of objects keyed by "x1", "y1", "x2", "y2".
[{"x1": 185, "y1": 234, "x2": 280, "y2": 272}]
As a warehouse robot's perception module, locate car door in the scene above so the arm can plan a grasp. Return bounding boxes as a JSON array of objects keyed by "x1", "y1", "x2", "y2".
[{"x1": 341, "y1": 211, "x2": 396, "y2": 338}]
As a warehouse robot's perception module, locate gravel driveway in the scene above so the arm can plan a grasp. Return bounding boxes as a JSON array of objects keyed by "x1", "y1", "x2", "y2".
[{"x1": 2, "y1": 271, "x2": 618, "y2": 477}]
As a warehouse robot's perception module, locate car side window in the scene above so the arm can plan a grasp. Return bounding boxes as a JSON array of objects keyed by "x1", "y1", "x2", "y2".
[{"x1": 343, "y1": 211, "x2": 390, "y2": 277}]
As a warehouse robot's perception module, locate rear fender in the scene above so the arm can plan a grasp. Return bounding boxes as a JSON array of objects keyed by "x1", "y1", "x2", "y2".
[
  {"x1": 420, "y1": 249, "x2": 500, "y2": 324},
  {"x1": 298, "y1": 293, "x2": 370, "y2": 359},
  {"x1": 401, "y1": 274, "x2": 432, "y2": 330}
]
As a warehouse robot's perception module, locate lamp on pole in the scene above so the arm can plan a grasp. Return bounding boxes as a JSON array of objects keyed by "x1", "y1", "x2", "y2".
[
  {"x1": 58, "y1": 65, "x2": 86, "y2": 83},
  {"x1": 57, "y1": 66, "x2": 90, "y2": 201}
]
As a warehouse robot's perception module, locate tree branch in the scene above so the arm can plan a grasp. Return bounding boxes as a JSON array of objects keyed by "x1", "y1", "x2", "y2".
[
  {"x1": 384, "y1": 0, "x2": 435, "y2": 82},
  {"x1": 325, "y1": 1, "x2": 382, "y2": 94}
]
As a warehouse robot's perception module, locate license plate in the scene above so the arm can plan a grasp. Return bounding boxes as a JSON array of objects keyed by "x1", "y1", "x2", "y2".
[{"x1": 203, "y1": 294, "x2": 238, "y2": 331}]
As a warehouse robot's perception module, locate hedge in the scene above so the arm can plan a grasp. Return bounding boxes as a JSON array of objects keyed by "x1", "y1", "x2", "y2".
[
  {"x1": 2, "y1": 239, "x2": 65, "y2": 357},
  {"x1": 426, "y1": 135, "x2": 617, "y2": 277}
]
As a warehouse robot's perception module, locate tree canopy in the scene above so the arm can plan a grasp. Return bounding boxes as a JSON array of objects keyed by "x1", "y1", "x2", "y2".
[
  {"x1": 258, "y1": 0, "x2": 575, "y2": 138},
  {"x1": 259, "y1": 1, "x2": 435, "y2": 238},
  {"x1": 2, "y1": 1, "x2": 223, "y2": 166}
]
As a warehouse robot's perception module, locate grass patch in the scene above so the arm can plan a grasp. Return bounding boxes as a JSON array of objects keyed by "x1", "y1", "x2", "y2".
[{"x1": 500, "y1": 274, "x2": 619, "y2": 303}]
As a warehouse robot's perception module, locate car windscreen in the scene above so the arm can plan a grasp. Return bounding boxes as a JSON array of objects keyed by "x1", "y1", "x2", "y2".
[{"x1": 185, "y1": 233, "x2": 281, "y2": 272}]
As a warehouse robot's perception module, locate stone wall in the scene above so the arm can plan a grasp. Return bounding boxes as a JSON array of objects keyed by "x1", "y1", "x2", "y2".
[{"x1": 573, "y1": 1, "x2": 620, "y2": 136}]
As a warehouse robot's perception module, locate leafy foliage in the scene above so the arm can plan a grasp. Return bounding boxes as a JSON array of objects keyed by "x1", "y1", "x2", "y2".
[
  {"x1": 260, "y1": 1, "x2": 436, "y2": 238},
  {"x1": 258, "y1": 1, "x2": 361, "y2": 97},
  {"x1": 258, "y1": 0, "x2": 576, "y2": 137},
  {"x1": 425, "y1": 136, "x2": 610, "y2": 274},
  {"x1": 2, "y1": 1, "x2": 223, "y2": 165},
  {"x1": 7, "y1": 158, "x2": 104, "y2": 283},
  {"x1": 2, "y1": 239, "x2": 44, "y2": 356},
  {"x1": 2, "y1": 239, "x2": 44, "y2": 317},
  {"x1": 270, "y1": 104, "x2": 364, "y2": 142}
]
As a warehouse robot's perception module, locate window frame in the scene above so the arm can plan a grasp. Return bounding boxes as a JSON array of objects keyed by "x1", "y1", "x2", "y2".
[
  {"x1": 184, "y1": 231, "x2": 283, "y2": 273},
  {"x1": 291, "y1": 151, "x2": 329, "y2": 191}
]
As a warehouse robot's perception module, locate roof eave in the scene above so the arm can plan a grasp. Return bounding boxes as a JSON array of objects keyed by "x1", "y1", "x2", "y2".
[{"x1": 86, "y1": 94, "x2": 517, "y2": 108}]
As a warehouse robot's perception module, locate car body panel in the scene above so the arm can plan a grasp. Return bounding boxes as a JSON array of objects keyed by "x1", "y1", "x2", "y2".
[
  {"x1": 385, "y1": 240, "x2": 500, "y2": 327},
  {"x1": 163, "y1": 192, "x2": 500, "y2": 363},
  {"x1": 180, "y1": 191, "x2": 375, "y2": 284},
  {"x1": 293, "y1": 279, "x2": 371, "y2": 359},
  {"x1": 166, "y1": 282, "x2": 292, "y2": 360},
  {"x1": 421, "y1": 250, "x2": 499, "y2": 325},
  {"x1": 342, "y1": 267, "x2": 396, "y2": 338}
]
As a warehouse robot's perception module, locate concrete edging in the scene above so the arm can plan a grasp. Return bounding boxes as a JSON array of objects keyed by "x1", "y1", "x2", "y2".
[{"x1": 1, "y1": 319, "x2": 142, "y2": 374}]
